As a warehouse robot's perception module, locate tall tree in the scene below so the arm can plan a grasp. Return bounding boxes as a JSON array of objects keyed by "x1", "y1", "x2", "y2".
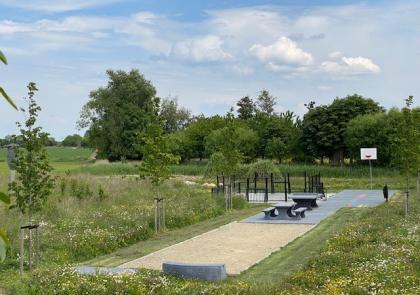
[
  {"x1": 78, "y1": 69, "x2": 159, "y2": 161},
  {"x1": 0, "y1": 49, "x2": 17, "y2": 109},
  {"x1": 236, "y1": 96, "x2": 256, "y2": 119},
  {"x1": 256, "y1": 90, "x2": 276, "y2": 116},
  {"x1": 301, "y1": 94, "x2": 383, "y2": 164},
  {"x1": 9, "y1": 83, "x2": 54, "y2": 224},
  {"x1": 160, "y1": 97, "x2": 191, "y2": 133}
]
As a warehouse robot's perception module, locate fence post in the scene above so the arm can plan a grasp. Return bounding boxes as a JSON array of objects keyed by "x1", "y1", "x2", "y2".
[
  {"x1": 19, "y1": 228, "x2": 24, "y2": 274},
  {"x1": 284, "y1": 178, "x2": 288, "y2": 202},
  {"x1": 254, "y1": 173, "x2": 257, "y2": 193},
  {"x1": 264, "y1": 177, "x2": 268, "y2": 202},
  {"x1": 287, "y1": 173, "x2": 291, "y2": 193},
  {"x1": 216, "y1": 175, "x2": 219, "y2": 192},
  {"x1": 270, "y1": 173, "x2": 274, "y2": 193},
  {"x1": 238, "y1": 182, "x2": 241, "y2": 193},
  {"x1": 222, "y1": 175, "x2": 225, "y2": 192},
  {"x1": 304, "y1": 171, "x2": 307, "y2": 192},
  {"x1": 246, "y1": 177, "x2": 250, "y2": 202}
]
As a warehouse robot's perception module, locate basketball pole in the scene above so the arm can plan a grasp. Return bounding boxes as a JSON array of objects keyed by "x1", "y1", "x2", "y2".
[{"x1": 369, "y1": 159, "x2": 372, "y2": 190}]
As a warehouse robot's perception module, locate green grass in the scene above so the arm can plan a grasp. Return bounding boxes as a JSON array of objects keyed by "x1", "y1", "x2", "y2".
[
  {"x1": 86, "y1": 206, "x2": 265, "y2": 267},
  {"x1": 0, "y1": 147, "x2": 92, "y2": 163}
]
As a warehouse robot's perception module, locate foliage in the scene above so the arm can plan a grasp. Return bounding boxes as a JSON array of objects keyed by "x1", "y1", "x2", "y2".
[
  {"x1": 301, "y1": 94, "x2": 384, "y2": 164},
  {"x1": 345, "y1": 109, "x2": 402, "y2": 166},
  {"x1": 391, "y1": 97, "x2": 420, "y2": 177},
  {"x1": 138, "y1": 117, "x2": 180, "y2": 187},
  {"x1": 265, "y1": 137, "x2": 288, "y2": 163},
  {"x1": 0, "y1": 49, "x2": 17, "y2": 110},
  {"x1": 246, "y1": 159, "x2": 281, "y2": 177},
  {"x1": 9, "y1": 83, "x2": 54, "y2": 220},
  {"x1": 62, "y1": 134, "x2": 83, "y2": 147},
  {"x1": 0, "y1": 192, "x2": 10, "y2": 262},
  {"x1": 236, "y1": 96, "x2": 256, "y2": 120},
  {"x1": 160, "y1": 97, "x2": 192, "y2": 133},
  {"x1": 181, "y1": 115, "x2": 226, "y2": 160},
  {"x1": 78, "y1": 69, "x2": 159, "y2": 161},
  {"x1": 205, "y1": 111, "x2": 242, "y2": 176},
  {"x1": 256, "y1": 89, "x2": 276, "y2": 116}
]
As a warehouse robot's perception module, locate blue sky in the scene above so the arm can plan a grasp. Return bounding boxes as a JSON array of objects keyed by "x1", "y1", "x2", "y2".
[{"x1": 0, "y1": 0, "x2": 419, "y2": 139}]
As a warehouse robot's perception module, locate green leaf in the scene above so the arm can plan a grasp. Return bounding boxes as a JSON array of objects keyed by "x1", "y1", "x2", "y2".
[
  {"x1": 0, "y1": 86, "x2": 18, "y2": 110},
  {"x1": 0, "y1": 192, "x2": 10, "y2": 205},
  {"x1": 0, "y1": 230, "x2": 9, "y2": 262},
  {"x1": 0, "y1": 50, "x2": 7, "y2": 65}
]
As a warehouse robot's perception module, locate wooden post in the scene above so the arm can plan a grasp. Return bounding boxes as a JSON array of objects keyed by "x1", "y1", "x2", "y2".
[
  {"x1": 264, "y1": 177, "x2": 268, "y2": 203},
  {"x1": 35, "y1": 227, "x2": 40, "y2": 268},
  {"x1": 246, "y1": 177, "x2": 250, "y2": 202},
  {"x1": 222, "y1": 175, "x2": 225, "y2": 192},
  {"x1": 238, "y1": 182, "x2": 241, "y2": 193},
  {"x1": 28, "y1": 228, "x2": 32, "y2": 271},
  {"x1": 154, "y1": 198, "x2": 158, "y2": 234},
  {"x1": 19, "y1": 228, "x2": 24, "y2": 274},
  {"x1": 162, "y1": 199, "x2": 165, "y2": 231},
  {"x1": 216, "y1": 175, "x2": 219, "y2": 192}
]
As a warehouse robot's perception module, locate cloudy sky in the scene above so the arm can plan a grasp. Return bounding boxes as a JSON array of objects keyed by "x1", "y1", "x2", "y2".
[{"x1": 0, "y1": 0, "x2": 419, "y2": 139}]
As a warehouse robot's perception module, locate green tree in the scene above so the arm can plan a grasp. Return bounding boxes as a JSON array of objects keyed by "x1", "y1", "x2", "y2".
[
  {"x1": 182, "y1": 115, "x2": 226, "y2": 160},
  {"x1": 160, "y1": 97, "x2": 191, "y2": 133},
  {"x1": 62, "y1": 134, "x2": 83, "y2": 147},
  {"x1": 9, "y1": 83, "x2": 55, "y2": 223},
  {"x1": 256, "y1": 89, "x2": 276, "y2": 116},
  {"x1": 236, "y1": 96, "x2": 256, "y2": 120},
  {"x1": 206, "y1": 111, "x2": 242, "y2": 176},
  {"x1": 138, "y1": 118, "x2": 180, "y2": 188},
  {"x1": 345, "y1": 109, "x2": 402, "y2": 166},
  {"x1": 0, "y1": 49, "x2": 17, "y2": 109},
  {"x1": 301, "y1": 94, "x2": 383, "y2": 164},
  {"x1": 265, "y1": 137, "x2": 288, "y2": 163},
  {"x1": 78, "y1": 69, "x2": 159, "y2": 161},
  {"x1": 392, "y1": 97, "x2": 420, "y2": 216}
]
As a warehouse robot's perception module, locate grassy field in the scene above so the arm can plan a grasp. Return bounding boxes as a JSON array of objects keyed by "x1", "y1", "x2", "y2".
[{"x1": 1, "y1": 147, "x2": 419, "y2": 294}]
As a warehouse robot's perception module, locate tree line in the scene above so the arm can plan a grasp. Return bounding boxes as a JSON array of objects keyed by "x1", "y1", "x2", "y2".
[{"x1": 77, "y1": 69, "x2": 419, "y2": 168}]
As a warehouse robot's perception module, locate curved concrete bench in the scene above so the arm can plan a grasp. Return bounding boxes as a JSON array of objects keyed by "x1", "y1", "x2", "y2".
[{"x1": 162, "y1": 261, "x2": 227, "y2": 281}]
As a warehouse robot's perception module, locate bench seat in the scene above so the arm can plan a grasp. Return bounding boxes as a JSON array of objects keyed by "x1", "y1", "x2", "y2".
[
  {"x1": 293, "y1": 207, "x2": 307, "y2": 218},
  {"x1": 262, "y1": 207, "x2": 276, "y2": 218}
]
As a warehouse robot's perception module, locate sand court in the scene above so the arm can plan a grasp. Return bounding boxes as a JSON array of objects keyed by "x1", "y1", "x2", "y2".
[{"x1": 120, "y1": 222, "x2": 313, "y2": 275}]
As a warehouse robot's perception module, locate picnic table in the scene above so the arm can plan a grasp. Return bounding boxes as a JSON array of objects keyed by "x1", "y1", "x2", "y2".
[
  {"x1": 262, "y1": 201, "x2": 307, "y2": 220},
  {"x1": 289, "y1": 193, "x2": 320, "y2": 210}
]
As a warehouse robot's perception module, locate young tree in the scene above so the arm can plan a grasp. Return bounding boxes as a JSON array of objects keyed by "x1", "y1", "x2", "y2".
[
  {"x1": 9, "y1": 83, "x2": 55, "y2": 224},
  {"x1": 236, "y1": 96, "x2": 256, "y2": 120},
  {"x1": 138, "y1": 117, "x2": 180, "y2": 190},
  {"x1": 0, "y1": 49, "x2": 17, "y2": 109},
  {"x1": 62, "y1": 134, "x2": 83, "y2": 147},
  {"x1": 265, "y1": 137, "x2": 288, "y2": 163},
  {"x1": 392, "y1": 96, "x2": 420, "y2": 216},
  {"x1": 256, "y1": 90, "x2": 276, "y2": 116}
]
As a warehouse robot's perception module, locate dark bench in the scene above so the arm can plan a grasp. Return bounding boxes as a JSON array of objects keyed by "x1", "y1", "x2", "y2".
[
  {"x1": 162, "y1": 261, "x2": 227, "y2": 281},
  {"x1": 293, "y1": 207, "x2": 307, "y2": 218},
  {"x1": 262, "y1": 207, "x2": 276, "y2": 218}
]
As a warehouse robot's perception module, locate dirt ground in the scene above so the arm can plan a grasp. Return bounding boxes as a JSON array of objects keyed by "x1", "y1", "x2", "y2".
[{"x1": 119, "y1": 222, "x2": 313, "y2": 275}]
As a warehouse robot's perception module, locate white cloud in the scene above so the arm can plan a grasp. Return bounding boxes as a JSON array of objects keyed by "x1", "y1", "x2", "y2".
[
  {"x1": 0, "y1": 0, "x2": 122, "y2": 13},
  {"x1": 232, "y1": 64, "x2": 253, "y2": 76},
  {"x1": 171, "y1": 35, "x2": 232, "y2": 62},
  {"x1": 321, "y1": 56, "x2": 380, "y2": 75},
  {"x1": 249, "y1": 36, "x2": 314, "y2": 69}
]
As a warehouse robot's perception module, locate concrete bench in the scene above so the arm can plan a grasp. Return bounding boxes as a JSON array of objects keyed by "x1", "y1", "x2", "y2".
[
  {"x1": 293, "y1": 207, "x2": 307, "y2": 218},
  {"x1": 262, "y1": 207, "x2": 276, "y2": 218},
  {"x1": 162, "y1": 261, "x2": 227, "y2": 281}
]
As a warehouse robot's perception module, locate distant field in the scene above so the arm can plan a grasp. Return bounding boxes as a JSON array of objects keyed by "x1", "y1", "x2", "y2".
[{"x1": 0, "y1": 147, "x2": 92, "y2": 162}]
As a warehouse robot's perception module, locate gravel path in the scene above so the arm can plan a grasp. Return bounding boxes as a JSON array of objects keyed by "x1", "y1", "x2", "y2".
[{"x1": 119, "y1": 222, "x2": 313, "y2": 275}]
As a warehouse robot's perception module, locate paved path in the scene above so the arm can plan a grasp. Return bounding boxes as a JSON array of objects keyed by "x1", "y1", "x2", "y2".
[
  {"x1": 242, "y1": 189, "x2": 395, "y2": 225},
  {"x1": 119, "y1": 222, "x2": 313, "y2": 275}
]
